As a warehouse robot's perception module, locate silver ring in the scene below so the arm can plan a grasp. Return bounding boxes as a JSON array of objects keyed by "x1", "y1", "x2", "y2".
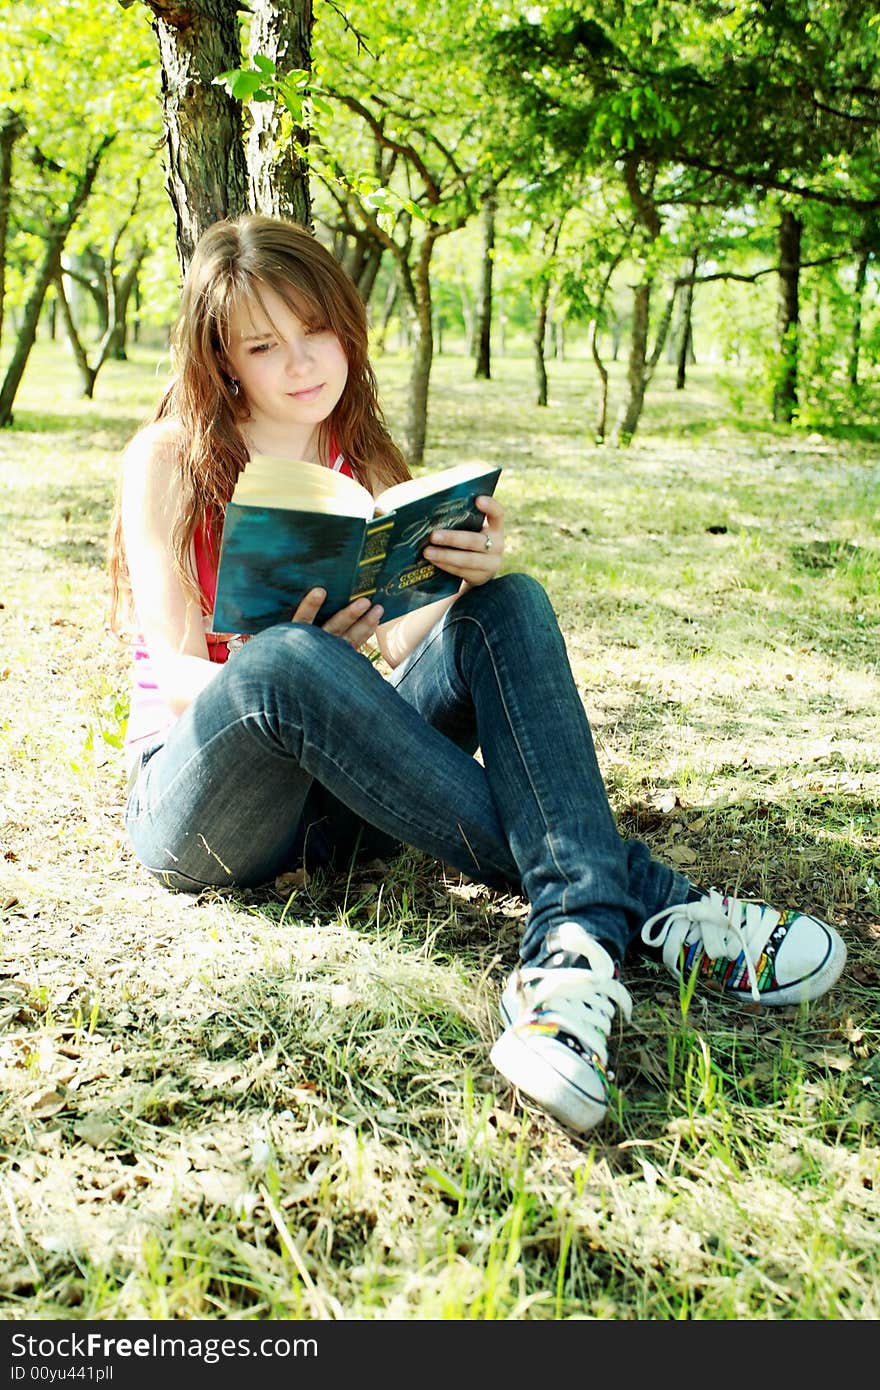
[{"x1": 484, "y1": 534, "x2": 493, "y2": 551}]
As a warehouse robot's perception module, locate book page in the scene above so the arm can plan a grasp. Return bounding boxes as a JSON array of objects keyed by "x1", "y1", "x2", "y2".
[
  {"x1": 231, "y1": 455, "x2": 375, "y2": 518},
  {"x1": 376, "y1": 460, "x2": 500, "y2": 513}
]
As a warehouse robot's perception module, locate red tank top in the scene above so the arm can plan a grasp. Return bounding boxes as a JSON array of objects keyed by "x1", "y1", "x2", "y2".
[{"x1": 125, "y1": 452, "x2": 355, "y2": 751}]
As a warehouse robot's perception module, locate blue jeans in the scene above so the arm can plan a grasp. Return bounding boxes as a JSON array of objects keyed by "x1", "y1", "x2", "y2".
[{"x1": 125, "y1": 573, "x2": 690, "y2": 963}]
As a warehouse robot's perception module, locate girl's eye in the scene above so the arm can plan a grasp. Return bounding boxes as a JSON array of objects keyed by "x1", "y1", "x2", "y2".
[
  {"x1": 249, "y1": 341, "x2": 274, "y2": 355},
  {"x1": 305, "y1": 324, "x2": 328, "y2": 337}
]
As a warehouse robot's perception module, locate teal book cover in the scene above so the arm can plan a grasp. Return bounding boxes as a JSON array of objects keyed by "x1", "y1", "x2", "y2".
[{"x1": 211, "y1": 461, "x2": 501, "y2": 633}]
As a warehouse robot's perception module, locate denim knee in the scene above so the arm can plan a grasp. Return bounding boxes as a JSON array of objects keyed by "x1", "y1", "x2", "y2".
[
  {"x1": 454, "y1": 571, "x2": 558, "y2": 631},
  {"x1": 223, "y1": 623, "x2": 354, "y2": 698}
]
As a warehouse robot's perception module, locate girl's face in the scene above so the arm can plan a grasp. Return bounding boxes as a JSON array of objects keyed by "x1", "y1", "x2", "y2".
[{"x1": 224, "y1": 282, "x2": 349, "y2": 448}]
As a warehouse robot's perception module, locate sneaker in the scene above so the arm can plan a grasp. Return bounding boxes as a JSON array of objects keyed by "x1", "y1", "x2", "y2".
[
  {"x1": 640, "y1": 889, "x2": 847, "y2": 1006},
  {"x1": 489, "y1": 922, "x2": 633, "y2": 1134}
]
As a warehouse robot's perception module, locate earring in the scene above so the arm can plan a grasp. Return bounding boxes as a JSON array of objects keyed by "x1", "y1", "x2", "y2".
[{"x1": 229, "y1": 378, "x2": 240, "y2": 397}]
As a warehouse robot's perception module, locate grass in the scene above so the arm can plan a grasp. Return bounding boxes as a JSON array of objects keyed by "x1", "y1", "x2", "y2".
[{"x1": 0, "y1": 340, "x2": 878, "y2": 1321}]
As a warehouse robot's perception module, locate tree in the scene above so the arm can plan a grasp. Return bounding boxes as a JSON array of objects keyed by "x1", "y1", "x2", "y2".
[
  {"x1": 483, "y1": 0, "x2": 880, "y2": 439},
  {"x1": 132, "y1": 0, "x2": 313, "y2": 271},
  {"x1": 0, "y1": 0, "x2": 165, "y2": 425},
  {"x1": 54, "y1": 184, "x2": 150, "y2": 397},
  {"x1": 0, "y1": 136, "x2": 113, "y2": 425},
  {"x1": 0, "y1": 108, "x2": 25, "y2": 347},
  {"x1": 244, "y1": 0, "x2": 312, "y2": 226},
  {"x1": 773, "y1": 208, "x2": 802, "y2": 423},
  {"x1": 132, "y1": 0, "x2": 250, "y2": 270},
  {"x1": 473, "y1": 182, "x2": 499, "y2": 380}
]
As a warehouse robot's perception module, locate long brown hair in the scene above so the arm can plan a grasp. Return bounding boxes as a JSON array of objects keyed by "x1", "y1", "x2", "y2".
[{"x1": 108, "y1": 214, "x2": 410, "y2": 635}]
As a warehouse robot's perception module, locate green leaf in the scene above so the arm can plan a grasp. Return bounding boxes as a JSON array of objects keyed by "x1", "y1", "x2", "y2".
[
  {"x1": 213, "y1": 68, "x2": 267, "y2": 102},
  {"x1": 424, "y1": 1165, "x2": 463, "y2": 1202}
]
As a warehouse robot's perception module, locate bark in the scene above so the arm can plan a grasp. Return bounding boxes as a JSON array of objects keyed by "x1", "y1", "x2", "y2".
[
  {"x1": 848, "y1": 247, "x2": 870, "y2": 387},
  {"x1": 473, "y1": 186, "x2": 496, "y2": 380},
  {"x1": 646, "y1": 281, "x2": 678, "y2": 372},
  {"x1": 354, "y1": 241, "x2": 382, "y2": 307},
  {"x1": 55, "y1": 240, "x2": 148, "y2": 396},
  {"x1": 246, "y1": 0, "x2": 312, "y2": 227},
  {"x1": 108, "y1": 252, "x2": 148, "y2": 358},
  {"x1": 62, "y1": 249, "x2": 111, "y2": 333},
  {"x1": 54, "y1": 271, "x2": 98, "y2": 398},
  {"x1": 0, "y1": 109, "x2": 26, "y2": 348},
  {"x1": 459, "y1": 282, "x2": 475, "y2": 356},
  {"x1": 772, "y1": 209, "x2": 801, "y2": 424},
  {"x1": 587, "y1": 253, "x2": 622, "y2": 443},
  {"x1": 532, "y1": 218, "x2": 562, "y2": 408},
  {"x1": 402, "y1": 234, "x2": 438, "y2": 466},
  {"x1": 375, "y1": 275, "x2": 398, "y2": 353},
  {"x1": 58, "y1": 182, "x2": 148, "y2": 382},
  {"x1": 533, "y1": 293, "x2": 549, "y2": 408},
  {"x1": 612, "y1": 280, "x2": 651, "y2": 445},
  {"x1": 675, "y1": 249, "x2": 699, "y2": 389},
  {"x1": 612, "y1": 278, "x2": 677, "y2": 442},
  {"x1": 613, "y1": 156, "x2": 662, "y2": 445},
  {"x1": 588, "y1": 317, "x2": 609, "y2": 442},
  {"x1": 339, "y1": 229, "x2": 383, "y2": 305},
  {"x1": 0, "y1": 136, "x2": 113, "y2": 428},
  {"x1": 138, "y1": 0, "x2": 249, "y2": 272}
]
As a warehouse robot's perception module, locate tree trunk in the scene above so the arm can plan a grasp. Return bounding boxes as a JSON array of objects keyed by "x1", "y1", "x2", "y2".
[
  {"x1": 246, "y1": 0, "x2": 312, "y2": 227},
  {"x1": 533, "y1": 291, "x2": 549, "y2": 408},
  {"x1": 403, "y1": 236, "x2": 437, "y2": 467},
  {"x1": 0, "y1": 108, "x2": 25, "y2": 349},
  {"x1": 848, "y1": 247, "x2": 870, "y2": 388},
  {"x1": 0, "y1": 136, "x2": 113, "y2": 428},
  {"x1": 772, "y1": 209, "x2": 801, "y2": 424},
  {"x1": 140, "y1": 0, "x2": 249, "y2": 272},
  {"x1": 532, "y1": 217, "x2": 562, "y2": 408},
  {"x1": 585, "y1": 254, "x2": 620, "y2": 444},
  {"x1": 612, "y1": 280, "x2": 651, "y2": 445},
  {"x1": 646, "y1": 280, "x2": 678, "y2": 374},
  {"x1": 108, "y1": 254, "x2": 146, "y2": 359},
  {"x1": 83, "y1": 248, "x2": 110, "y2": 331},
  {"x1": 675, "y1": 249, "x2": 699, "y2": 389},
  {"x1": 54, "y1": 270, "x2": 98, "y2": 398},
  {"x1": 355, "y1": 244, "x2": 383, "y2": 308},
  {"x1": 459, "y1": 282, "x2": 475, "y2": 356},
  {"x1": 614, "y1": 156, "x2": 663, "y2": 445},
  {"x1": 588, "y1": 317, "x2": 609, "y2": 442},
  {"x1": 375, "y1": 275, "x2": 398, "y2": 353},
  {"x1": 473, "y1": 186, "x2": 496, "y2": 380}
]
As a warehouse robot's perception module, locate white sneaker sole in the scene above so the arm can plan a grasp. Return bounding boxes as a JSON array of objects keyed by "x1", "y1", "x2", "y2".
[{"x1": 490, "y1": 1026, "x2": 608, "y2": 1134}]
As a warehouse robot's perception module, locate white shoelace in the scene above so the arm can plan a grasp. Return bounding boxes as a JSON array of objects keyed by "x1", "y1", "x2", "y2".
[
  {"x1": 511, "y1": 925, "x2": 633, "y2": 1066},
  {"x1": 641, "y1": 890, "x2": 771, "y2": 1002}
]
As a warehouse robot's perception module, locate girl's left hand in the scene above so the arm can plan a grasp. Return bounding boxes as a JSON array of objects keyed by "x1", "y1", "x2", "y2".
[{"x1": 421, "y1": 495, "x2": 504, "y2": 589}]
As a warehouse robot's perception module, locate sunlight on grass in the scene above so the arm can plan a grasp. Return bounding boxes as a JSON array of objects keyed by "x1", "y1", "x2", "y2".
[{"x1": 0, "y1": 344, "x2": 877, "y2": 1321}]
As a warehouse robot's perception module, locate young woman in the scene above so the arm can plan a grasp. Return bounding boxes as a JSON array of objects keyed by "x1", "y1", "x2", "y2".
[{"x1": 108, "y1": 214, "x2": 846, "y2": 1136}]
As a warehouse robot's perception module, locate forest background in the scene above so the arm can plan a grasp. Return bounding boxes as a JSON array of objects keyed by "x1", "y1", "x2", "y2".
[
  {"x1": 3, "y1": 0, "x2": 880, "y2": 454},
  {"x1": 0, "y1": 0, "x2": 878, "y2": 1324}
]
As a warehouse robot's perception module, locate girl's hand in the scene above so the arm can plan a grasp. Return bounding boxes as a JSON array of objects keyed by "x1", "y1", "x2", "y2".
[
  {"x1": 421, "y1": 494, "x2": 504, "y2": 589},
  {"x1": 292, "y1": 589, "x2": 384, "y2": 652}
]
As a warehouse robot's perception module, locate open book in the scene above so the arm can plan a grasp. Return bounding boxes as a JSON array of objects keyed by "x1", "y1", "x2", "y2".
[{"x1": 211, "y1": 456, "x2": 502, "y2": 632}]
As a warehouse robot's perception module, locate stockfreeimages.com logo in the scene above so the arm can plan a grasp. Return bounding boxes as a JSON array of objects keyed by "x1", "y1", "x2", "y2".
[{"x1": 11, "y1": 1332, "x2": 317, "y2": 1367}]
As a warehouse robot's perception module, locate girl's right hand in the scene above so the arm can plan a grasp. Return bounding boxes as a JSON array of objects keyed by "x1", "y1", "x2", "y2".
[{"x1": 291, "y1": 589, "x2": 384, "y2": 652}]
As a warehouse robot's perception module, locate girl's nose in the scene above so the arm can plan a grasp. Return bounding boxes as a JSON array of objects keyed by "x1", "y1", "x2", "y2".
[{"x1": 284, "y1": 335, "x2": 312, "y2": 372}]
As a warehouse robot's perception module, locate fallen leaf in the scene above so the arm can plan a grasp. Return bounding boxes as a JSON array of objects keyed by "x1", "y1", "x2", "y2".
[
  {"x1": 25, "y1": 1088, "x2": 68, "y2": 1117},
  {"x1": 668, "y1": 844, "x2": 698, "y2": 866},
  {"x1": 73, "y1": 1114, "x2": 120, "y2": 1149}
]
